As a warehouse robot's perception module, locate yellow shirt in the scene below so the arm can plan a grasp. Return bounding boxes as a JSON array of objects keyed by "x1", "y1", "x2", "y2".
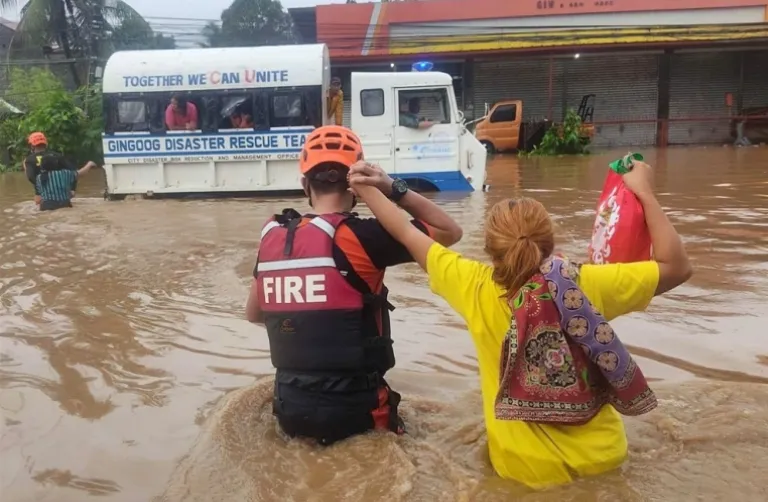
[
  {"x1": 426, "y1": 243, "x2": 659, "y2": 489},
  {"x1": 327, "y1": 90, "x2": 344, "y2": 126}
]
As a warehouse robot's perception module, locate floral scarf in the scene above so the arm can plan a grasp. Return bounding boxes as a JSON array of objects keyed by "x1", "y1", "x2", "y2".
[{"x1": 494, "y1": 255, "x2": 657, "y2": 425}]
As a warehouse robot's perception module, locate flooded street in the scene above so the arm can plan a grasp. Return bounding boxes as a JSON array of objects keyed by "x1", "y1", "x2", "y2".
[{"x1": 2, "y1": 147, "x2": 768, "y2": 501}]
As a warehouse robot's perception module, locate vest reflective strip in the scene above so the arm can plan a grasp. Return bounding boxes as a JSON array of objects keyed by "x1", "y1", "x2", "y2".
[
  {"x1": 257, "y1": 257, "x2": 336, "y2": 272},
  {"x1": 261, "y1": 221, "x2": 280, "y2": 239},
  {"x1": 310, "y1": 217, "x2": 336, "y2": 238}
]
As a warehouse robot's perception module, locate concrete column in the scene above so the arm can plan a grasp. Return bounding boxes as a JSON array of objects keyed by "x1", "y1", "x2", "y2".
[{"x1": 656, "y1": 49, "x2": 672, "y2": 147}]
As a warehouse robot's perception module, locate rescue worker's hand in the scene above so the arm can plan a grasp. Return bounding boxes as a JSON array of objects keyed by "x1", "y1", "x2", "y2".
[
  {"x1": 622, "y1": 160, "x2": 655, "y2": 199},
  {"x1": 348, "y1": 161, "x2": 394, "y2": 196}
]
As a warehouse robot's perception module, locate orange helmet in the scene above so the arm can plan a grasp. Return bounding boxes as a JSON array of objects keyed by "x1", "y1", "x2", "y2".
[
  {"x1": 28, "y1": 132, "x2": 47, "y2": 147},
  {"x1": 299, "y1": 125, "x2": 363, "y2": 175}
]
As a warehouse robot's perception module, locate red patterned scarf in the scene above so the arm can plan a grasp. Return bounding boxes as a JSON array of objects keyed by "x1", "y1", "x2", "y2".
[{"x1": 494, "y1": 256, "x2": 657, "y2": 425}]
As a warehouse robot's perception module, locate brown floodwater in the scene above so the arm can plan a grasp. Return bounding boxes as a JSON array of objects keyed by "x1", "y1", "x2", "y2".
[{"x1": 2, "y1": 147, "x2": 768, "y2": 502}]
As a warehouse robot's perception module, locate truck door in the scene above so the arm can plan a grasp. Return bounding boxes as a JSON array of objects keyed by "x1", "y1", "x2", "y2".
[
  {"x1": 393, "y1": 86, "x2": 459, "y2": 178},
  {"x1": 350, "y1": 73, "x2": 395, "y2": 174},
  {"x1": 493, "y1": 102, "x2": 520, "y2": 151}
]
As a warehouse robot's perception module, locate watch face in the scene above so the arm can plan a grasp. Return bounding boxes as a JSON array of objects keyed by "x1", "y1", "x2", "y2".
[{"x1": 393, "y1": 179, "x2": 408, "y2": 194}]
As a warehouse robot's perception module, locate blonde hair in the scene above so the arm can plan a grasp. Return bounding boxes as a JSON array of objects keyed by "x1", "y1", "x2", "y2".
[{"x1": 484, "y1": 198, "x2": 555, "y2": 299}]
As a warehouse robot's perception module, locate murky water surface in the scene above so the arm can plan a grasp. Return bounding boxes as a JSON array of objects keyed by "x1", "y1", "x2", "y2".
[{"x1": 2, "y1": 147, "x2": 768, "y2": 501}]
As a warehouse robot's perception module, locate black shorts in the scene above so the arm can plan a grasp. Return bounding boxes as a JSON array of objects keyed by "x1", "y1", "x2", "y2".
[
  {"x1": 39, "y1": 200, "x2": 73, "y2": 211},
  {"x1": 273, "y1": 371, "x2": 403, "y2": 446}
]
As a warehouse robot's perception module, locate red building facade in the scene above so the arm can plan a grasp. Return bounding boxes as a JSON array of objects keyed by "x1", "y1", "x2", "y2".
[{"x1": 290, "y1": 0, "x2": 768, "y2": 146}]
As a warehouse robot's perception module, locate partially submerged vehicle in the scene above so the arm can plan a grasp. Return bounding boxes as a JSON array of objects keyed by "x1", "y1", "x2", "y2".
[
  {"x1": 100, "y1": 44, "x2": 487, "y2": 199},
  {"x1": 473, "y1": 94, "x2": 596, "y2": 153}
]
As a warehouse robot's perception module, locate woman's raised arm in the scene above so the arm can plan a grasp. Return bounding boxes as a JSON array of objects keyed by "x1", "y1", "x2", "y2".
[{"x1": 351, "y1": 182, "x2": 435, "y2": 271}]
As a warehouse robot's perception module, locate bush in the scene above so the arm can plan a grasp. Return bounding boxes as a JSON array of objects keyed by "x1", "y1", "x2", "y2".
[
  {"x1": 0, "y1": 68, "x2": 103, "y2": 172},
  {"x1": 524, "y1": 108, "x2": 591, "y2": 157}
]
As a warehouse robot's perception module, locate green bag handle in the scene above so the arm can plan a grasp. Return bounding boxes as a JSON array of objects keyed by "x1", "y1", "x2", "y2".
[{"x1": 609, "y1": 153, "x2": 644, "y2": 175}]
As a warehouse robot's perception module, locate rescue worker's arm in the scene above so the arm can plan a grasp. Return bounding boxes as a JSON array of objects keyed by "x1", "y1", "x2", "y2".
[
  {"x1": 245, "y1": 278, "x2": 264, "y2": 324},
  {"x1": 77, "y1": 161, "x2": 97, "y2": 177},
  {"x1": 417, "y1": 120, "x2": 434, "y2": 129},
  {"x1": 351, "y1": 182, "x2": 433, "y2": 271},
  {"x1": 622, "y1": 161, "x2": 692, "y2": 295},
  {"x1": 349, "y1": 162, "x2": 462, "y2": 247}
]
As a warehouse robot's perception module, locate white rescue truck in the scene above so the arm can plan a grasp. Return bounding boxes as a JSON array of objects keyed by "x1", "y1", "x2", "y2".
[{"x1": 101, "y1": 44, "x2": 487, "y2": 199}]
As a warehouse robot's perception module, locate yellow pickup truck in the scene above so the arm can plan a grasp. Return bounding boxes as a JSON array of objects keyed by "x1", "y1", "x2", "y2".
[{"x1": 473, "y1": 95, "x2": 595, "y2": 153}]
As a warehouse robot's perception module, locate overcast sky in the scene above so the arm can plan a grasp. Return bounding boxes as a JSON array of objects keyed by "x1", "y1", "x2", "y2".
[{"x1": 1, "y1": 0, "x2": 346, "y2": 22}]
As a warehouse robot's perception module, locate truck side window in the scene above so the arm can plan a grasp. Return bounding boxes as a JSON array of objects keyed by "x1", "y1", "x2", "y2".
[
  {"x1": 114, "y1": 100, "x2": 149, "y2": 132},
  {"x1": 217, "y1": 95, "x2": 256, "y2": 130},
  {"x1": 361, "y1": 89, "x2": 384, "y2": 117},
  {"x1": 490, "y1": 104, "x2": 517, "y2": 123},
  {"x1": 397, "y1": 88, "x2": 451, "y2": 125},
  {"x1": 271, "y1": 92, "x2": 304, "y2": 127}
]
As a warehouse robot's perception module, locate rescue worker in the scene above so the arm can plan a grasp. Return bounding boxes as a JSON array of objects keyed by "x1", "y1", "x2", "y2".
[
  {"x1": 327, "y1": 77, "x2": 344, "y2": 126},
  {"x1": 24, "y1": 132, "x2": 97, "y2": 211},
  {"x1": 245, "y1": 125, "x2": 463, "y2": 445}
]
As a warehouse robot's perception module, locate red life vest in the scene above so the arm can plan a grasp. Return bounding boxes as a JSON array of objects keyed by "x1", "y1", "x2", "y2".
[{"x1": 255, "y1": 210, "x2": 395, "y2": 376}]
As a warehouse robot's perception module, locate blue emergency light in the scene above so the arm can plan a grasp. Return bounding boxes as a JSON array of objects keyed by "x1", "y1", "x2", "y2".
[{"x1": 411, "y1": 61, "x2": 434, "y2": 72}]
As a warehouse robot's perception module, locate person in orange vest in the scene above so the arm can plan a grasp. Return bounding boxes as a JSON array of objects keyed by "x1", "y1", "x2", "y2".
[{"x1": 327, "y1": 77, "x2": 344, "y2": 126}]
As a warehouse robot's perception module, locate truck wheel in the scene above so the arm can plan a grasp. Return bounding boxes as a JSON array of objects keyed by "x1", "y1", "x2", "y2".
[
  {"x1": 106, "y1": 193, "x2": 126, "y2": 201},
  {"x1": 480, "y1": 141, "x2": 495, "y2": 154}
]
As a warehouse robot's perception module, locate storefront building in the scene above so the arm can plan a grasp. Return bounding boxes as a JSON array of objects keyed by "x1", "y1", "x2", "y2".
[{"x1": 289, "y1": 0, "x2": 768, "y2": 147}]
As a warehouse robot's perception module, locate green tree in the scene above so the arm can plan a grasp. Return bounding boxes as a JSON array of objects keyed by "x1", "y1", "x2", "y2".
[
  {"x1": 110, "y1": 15, "x2": 176, "y2": 51},
  {"x1": 525, "y1": 108, "x2": 591, "y2": 156},
  {"x1": 0, "y1": 68, "x2": 103, "y2": 171},
  {"x1": 3, "y1": 0, "x2": 172, "y2": 86},
  {"x1": 203, "y1": 0, "x2": 297, "y2": 48}
]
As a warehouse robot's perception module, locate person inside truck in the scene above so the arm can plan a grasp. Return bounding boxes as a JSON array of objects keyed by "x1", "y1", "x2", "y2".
[
  {"x1": 165, "y1": 95, "x2": 198, "y2": 131},
  {"x1": 399, "y1": 98, "x2": 434, "y2": 130},
  {"x1": 347, "y1": 160, "x2": 692, "y2": 489},
  {"x1": 229, "y1": 102, "x2": 254, "y2": 129}
]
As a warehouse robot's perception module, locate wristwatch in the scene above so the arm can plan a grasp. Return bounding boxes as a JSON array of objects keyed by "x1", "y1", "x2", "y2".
[{"x1": 389, "y1": 178, "x2": 408, "y2": 203}]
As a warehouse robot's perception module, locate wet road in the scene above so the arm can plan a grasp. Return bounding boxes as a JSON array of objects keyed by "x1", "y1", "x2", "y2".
[{"x1": 1, "y1": 147, "x2": 768, "y2": 501}]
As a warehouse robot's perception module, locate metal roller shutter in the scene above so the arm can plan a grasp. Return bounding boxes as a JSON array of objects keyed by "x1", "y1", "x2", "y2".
[
  {"x1": 742, "y1": 50, "x2": 768, "y2": 108},
  {"x1": 668, "y1": 51, "x2": 741, "y2": 145},
  {"x1": 564, "y1": 53, "x2": 659, "y2": 148},
  {"x1": 473, "y1": 57, "x2": 564, "y2": 122}
]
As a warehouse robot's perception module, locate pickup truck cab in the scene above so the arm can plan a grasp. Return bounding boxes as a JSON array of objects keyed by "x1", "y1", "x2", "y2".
[{"x1": 474, "y1": 97, "x2": 595, "y2": 153}]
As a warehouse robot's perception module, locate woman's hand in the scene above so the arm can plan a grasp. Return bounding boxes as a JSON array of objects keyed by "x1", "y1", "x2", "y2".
[
  {"x1": 622, "y1": 160, "x2": 655, "y2": 199},
  {"x1": 348, "y1": 161, "x2": 394, "y2": 196}
]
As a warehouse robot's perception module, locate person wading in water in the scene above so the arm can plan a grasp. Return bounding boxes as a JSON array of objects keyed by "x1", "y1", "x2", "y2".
[
  {"x1": 347, "y1": 159, "x2": 692, "y2": 488},
  {"x1": 24, "y1": 132, "x2": 98, "y2": 211},
  {"x1": 245, "y1": 125, "x2": 462, "y2": 445}
]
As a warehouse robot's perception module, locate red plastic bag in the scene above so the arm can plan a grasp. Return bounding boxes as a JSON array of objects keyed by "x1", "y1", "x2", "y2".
[{"x1": 588, "y1": 169, "x2": 652, "y2": 264}]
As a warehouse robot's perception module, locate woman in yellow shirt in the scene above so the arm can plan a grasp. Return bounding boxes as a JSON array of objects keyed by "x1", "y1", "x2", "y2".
[{"x1": 348, "y1": 161, "x2": 692, "y2": 489}]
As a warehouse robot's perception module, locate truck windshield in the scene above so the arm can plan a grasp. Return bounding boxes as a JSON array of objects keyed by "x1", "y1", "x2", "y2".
[{"x1": 398, "y1": 88, "x2": 451, "y2": 125}]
